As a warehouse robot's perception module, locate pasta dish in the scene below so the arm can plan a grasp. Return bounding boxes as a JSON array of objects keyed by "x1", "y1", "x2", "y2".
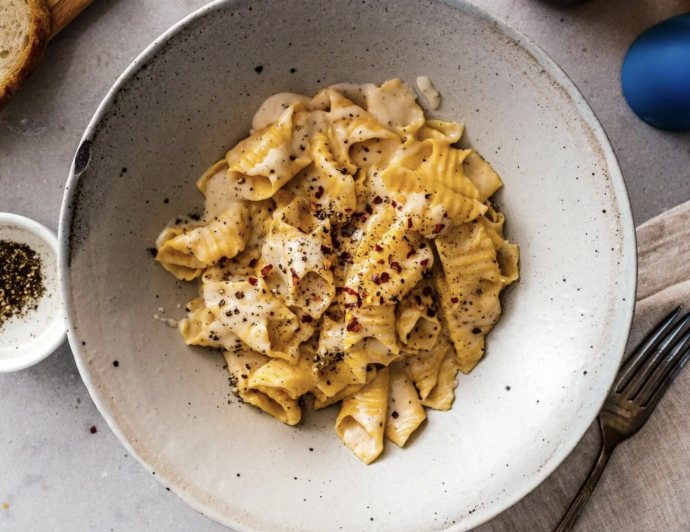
[{"x1": 153, "y1": 79, "x2": 519, "y2": 464}]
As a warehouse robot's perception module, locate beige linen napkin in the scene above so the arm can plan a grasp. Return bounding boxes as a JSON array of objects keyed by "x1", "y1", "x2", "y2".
[{"x1": 478, "y1": 201, "x2": 690, "y2": 532}]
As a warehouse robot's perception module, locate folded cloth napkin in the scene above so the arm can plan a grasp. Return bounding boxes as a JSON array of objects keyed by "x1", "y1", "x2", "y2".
[{"x1": 478, "y1": 200, "x2": 690, "y2": 532}]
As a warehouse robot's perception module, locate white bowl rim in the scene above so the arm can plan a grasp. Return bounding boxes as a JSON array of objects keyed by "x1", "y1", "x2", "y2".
[
  {"x1": 0, "y1": 213, "x2": 66, "y2": 373},
  {"x1": 58, "y1": 0, "x2": 638, "y2": 529}
]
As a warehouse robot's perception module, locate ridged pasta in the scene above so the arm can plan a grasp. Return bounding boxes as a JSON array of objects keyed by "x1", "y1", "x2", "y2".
[
  {"x1": 385, "y1": 364, "x2": 426, "y2": 446},
  {"x1": 313, "y1": 365, "x2": 377, "y2": 410},
  {"x1": 401, "y1": 331, "x2": 454, "y2": 400},
  {"x1": 225, "y1": 349, "x2": 301, "y2": 425},
  {"x1": 283, "y1": 132, "x2": 357, "y2": 221},
  {"x1": 156, "y1": 79, "x2": 520, "y2": 465},
  {"x1": 380, "y1": 166, "x2": 487, "y2": 238},
  {"x1": 226, "y1": 104, "x2": 312, "y2": 200},
  {"x1": 417, "y1": 119, "x2": 464, "y2": 144},
  {"x1": 249, "y1": 349, "x2": 315, "y2": 400},
  {"x1": 345, "y1": 218, "x2": 434, "y2": 304},
  {"x1": 390, "y1": 138, "x2": 480, "y2": 200},
  {"x1": 396, "y1": 279, "x2": 441, "y2": 352},
  {"x1": 325, "y1": 89, "x2": 400, "y2": 151},
  {"x1": 463, "y1": 151, "x2": 503, "y2": 203},
  {"x1": 155, "y1": 226, "x2": 206, "y2": 281},
  {"x1": 478, "y1": 211, "x2": 520, "y2": 286},
  {"x1": 203, "y1": 279, "x2": 302, "y2": 363},
  {"x1": 178, "y1": 297, "x2": 247, "y2": 352},
  {"x1": 159, "y1": 207, "x2": 249, "y2": 266},
  {"x1": 434, "y1": 222, "x2": 503, "y2": 373},
  {"x1": 260, "y1": 197, "x2": 335, "y2": 318},
  {"x1": 345, "y1": 303, "x2": 400, "y2": 355},
  {"x1": 336, "y1": 367, "x2": 390, "y2": 464},
  {"x1": 421, "y1": 347, "x2": 459, "y2": 411}
]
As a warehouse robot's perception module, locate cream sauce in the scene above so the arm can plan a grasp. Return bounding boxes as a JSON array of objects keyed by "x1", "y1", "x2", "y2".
[
  {"x1": 328, "y1": 83, "x2": 377, "y2": 109},
  {"x1": 252, "y1": 93, "x2": 311, "y2": 131},
  {"x1": 154, "y1": 314, "x2": 179, "y2": 328},
  {"x1": 204, "y1": 169, "x2": 239, "y2": 220},
  {"x1": 416, "y1": 76, "x2": 441, "y2": 110}
]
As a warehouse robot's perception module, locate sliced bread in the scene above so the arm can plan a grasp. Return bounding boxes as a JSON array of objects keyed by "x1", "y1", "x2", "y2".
[{"x1": 0, "y1": 0, "x2": 51, "y2": 110}]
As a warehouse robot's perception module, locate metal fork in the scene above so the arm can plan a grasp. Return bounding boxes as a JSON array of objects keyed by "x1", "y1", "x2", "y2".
[{"x1": 554, "y1": 307, "x2": 690, "y2": 532}]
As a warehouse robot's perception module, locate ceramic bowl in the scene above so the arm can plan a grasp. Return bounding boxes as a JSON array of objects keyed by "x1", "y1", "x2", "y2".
[{"x1": 58, "y1": 1, "x2": 636, "y2": 531}]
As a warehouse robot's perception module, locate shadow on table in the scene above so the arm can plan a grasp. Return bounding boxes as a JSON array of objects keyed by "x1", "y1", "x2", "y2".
[{"x1": 530, "y1": 0, "x2": 690, "y2": 51}]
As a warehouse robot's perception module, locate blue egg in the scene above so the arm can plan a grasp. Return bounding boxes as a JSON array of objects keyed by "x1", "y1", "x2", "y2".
[{"x1": 622, "y1": 14, "x2": 690, "y2": 131}]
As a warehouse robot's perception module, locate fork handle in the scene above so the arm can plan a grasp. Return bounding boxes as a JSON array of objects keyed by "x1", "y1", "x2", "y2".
[{"x1": 553, "y1": 444, "x2": 613, "y2": 532}]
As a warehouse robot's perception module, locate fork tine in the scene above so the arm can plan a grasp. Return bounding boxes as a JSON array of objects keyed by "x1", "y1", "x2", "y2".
[
  {"x1": 614, "y1": 307, "x2": 682, "y2": 394},
  {"x1": 642, "y1": 341, "x2": 690, "y2": 410},
  {"x1": 639, "y1": 329, "x2": 690, "y2": 407},
  {"x1": 622, "y1": 312, "x2": 690, "y2": 399}
]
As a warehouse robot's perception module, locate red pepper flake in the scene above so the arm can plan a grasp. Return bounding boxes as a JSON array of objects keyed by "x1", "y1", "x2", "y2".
[
  {"x1": 89, "y1": 426, "x2": 97, "y2": 434},
  {"x1": 422, "y1": 286, "x2": 432, "y2": 297},
  {"x1": 365, "y1": 205, "x2": 373, "y2": 215},
  {"x1": 379, "y1": 296, "x2": 385, "y2": 305},
  {"x1": 260, "y1": 264, "x2": 273, "y2": 276},
  {"x1": 414, "y1": 295, "x2": 422, "y2": 305},
  {"x1": 407, "y1": 218, "x2": 413, "y2": 229},
  {"x1": 344, "y1": 208, "x2": 353, "y2": 213},
  {"x1": 419, "y1": 243, "x2": 427, "y2": 249},
  {"x1": 377, "y1": 259, "x2": 385, "y2": 265},
  {"x1": 320, "y1": 245, "x2": 332, "y2": 255},
  {"x1": 420, "y1": 258, "x2": 429, "y2": 266},
  {"x1": 391, "y1": 200, "x2": 397, "y2": 208},
  {"x1": 373, "y1": 196, "x2": 383, "y2": 205},
  {"x1": 375, "y1": 244, "x2": 383, "y2": 252},
  {"x1": 343, "y1": 287, "x2": 358, "y2": 296},
  {"x1": 427, "y1": 308, "x2": 436, "y2": 318},
  {"x1": 380, "y1": 272, "x2": 390, "y2": 283},
  {"x1": 388, "y1": 254, "x2": 393, "y2": 266},
  {"x1": 406, "y1": 249, "x2": 416, "y2": 259},
  {"x1": 248, "y1": 277, "x2": 258, "y2": 286},
  {"x1": 360, "y1": 215, "x2": 368, "y2": 223},
  {"x1": 344, "y1": 302, "x2": 357, "y2": 309},
  {"x1": 301, "y1": 315, "x2": 313, "y2": 323},
  {"x1": 390, "y1": 262, "x2": 402, "y2": 273},
  {"x1": 372, "y1": 273, "x2": 381, "y2": 285},
  {"x1": 290, "y1": 268, "x2": 300, "y2": 285},
  {"x1": 451, "y1": 297, "x2": 459, "y2": 304},
  {"x1": 434, "y1": 224, "x2": 445, "y2": 233},
  {"x1": 248, "y1": 258, "x2": 258, "y2": 268},
  {"x1": 315, "y1": 186, "x2": 324, "y2": 199},
  {"x1": 340, "y1": 252, "x2": 352, "y2": 263},
  {"x1": 347, "y1": 318, "x2": 362, "y2": 333}
]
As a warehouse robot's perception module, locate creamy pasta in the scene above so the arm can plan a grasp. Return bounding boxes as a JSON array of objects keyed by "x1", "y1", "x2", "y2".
[{"x1": 155, "y1": 79, "x2": 519, "y2": 464}]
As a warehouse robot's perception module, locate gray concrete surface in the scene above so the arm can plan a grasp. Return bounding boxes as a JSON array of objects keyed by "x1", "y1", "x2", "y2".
[{"x1": 0, "y1": 0, "x2": 688, "y2": 530}]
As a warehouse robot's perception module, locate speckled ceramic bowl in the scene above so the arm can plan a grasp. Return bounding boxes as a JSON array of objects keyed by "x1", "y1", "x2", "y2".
[{"x1": 58, "y1": 1, "x2": 636, "y2": 531}]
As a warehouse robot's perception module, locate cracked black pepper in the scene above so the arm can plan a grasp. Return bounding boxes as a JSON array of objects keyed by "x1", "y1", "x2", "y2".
[{"x1": 0, "y1": 240, "x2": 46, "y2": 328}]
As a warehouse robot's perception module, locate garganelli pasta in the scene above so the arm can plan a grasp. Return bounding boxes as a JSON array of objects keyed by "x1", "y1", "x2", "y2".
[{"x1": 155, "y1": 79, "x2": 519, "y2": 464}]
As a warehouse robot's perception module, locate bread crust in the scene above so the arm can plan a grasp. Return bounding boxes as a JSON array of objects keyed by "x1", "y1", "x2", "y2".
[{"x1": 0, "y1": 0, "x2": 51, "y2": 111}]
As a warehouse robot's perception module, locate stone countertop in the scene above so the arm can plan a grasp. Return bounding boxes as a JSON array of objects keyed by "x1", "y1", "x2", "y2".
[{"x1": 0, "y1": 0, "x2": 688, "y2": 530}]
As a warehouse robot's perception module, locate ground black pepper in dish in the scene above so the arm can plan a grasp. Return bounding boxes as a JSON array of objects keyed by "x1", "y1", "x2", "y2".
[{"x1": 0, "y1": 240, "x2": 46, "y2": 329}]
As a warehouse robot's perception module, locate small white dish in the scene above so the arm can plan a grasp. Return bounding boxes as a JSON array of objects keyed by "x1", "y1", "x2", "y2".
[{"x1": 0, "y1": 213, "x2": 66, "y2": 372}]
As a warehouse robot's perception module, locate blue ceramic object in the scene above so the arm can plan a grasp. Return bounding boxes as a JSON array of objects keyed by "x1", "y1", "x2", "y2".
[{"x1": 622, "y1": 14, "x2": 690, "y2": 131}]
